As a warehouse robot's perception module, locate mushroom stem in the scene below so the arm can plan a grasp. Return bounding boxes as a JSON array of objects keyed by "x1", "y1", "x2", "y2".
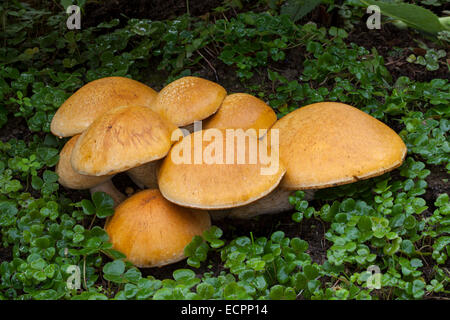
[
  {"x1": 210, "y1": 188, "x2": 315, "y2": 220},
  {"x1": 90, "y1": 179, "x2": 126, "y2": 207},
  {"x1": 126, "y1": 161, "x2": 160, "y2": 189}
]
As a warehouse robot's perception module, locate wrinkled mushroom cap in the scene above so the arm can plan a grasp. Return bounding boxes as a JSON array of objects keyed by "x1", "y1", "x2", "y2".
[
  {"x1": 56, "y1": 135, "x2": 112, "y2": 189},
  {"x1": 204, "y1": 93, "x2": 277, "y2": 137},
  {"x1": 71, "y1": 105, "x2": 181, "y2": 176},
  {"x1": 269, "y1": 102, "x2": 407, "y2": 190},
  {"x1": 105, "y1": 189, "x2": 211, "y2": 268},
  {"x1": 158, "y1": 128, "x2": 286, "y2": 209},
  {"x1": 152, "y1": 76, "x2": 227, "y2": 127},
  {"x1": 51, "y1": 77, "x2": 158, "y2": 137}
]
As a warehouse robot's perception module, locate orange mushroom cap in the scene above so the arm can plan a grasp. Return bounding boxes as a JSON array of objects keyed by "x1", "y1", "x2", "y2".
[
  {"x1": 158, "y1": 128, "x2": 286, "y2": 209},
  {"x1": 268, "y1": 102, "x2": 407, "y2": 190},
  {"x1": 56, "y1": 135, "x2": 111, "y2": 189}
]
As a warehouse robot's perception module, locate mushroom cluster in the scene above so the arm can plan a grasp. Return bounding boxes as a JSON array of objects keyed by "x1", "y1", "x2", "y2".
[{"x1": 51, "y1": 75, "x2": 407, "y2": 268}]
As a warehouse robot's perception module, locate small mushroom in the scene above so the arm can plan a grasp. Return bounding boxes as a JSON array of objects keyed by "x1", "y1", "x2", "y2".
[
  {"x1": 105, "y1": 189, "x2": 211, "y2": 268},
  {"x1": 157, "y1": 128, "x2": 286, "y2": 213},
  {"x1": 152, "y1": 76, "x2": 227, "y2": 133},
  {"x1": 227, "y1": 102, "x2": 407, "y2": 218},
  {"x1": 56, "y1": 135, "x2": 125, "y2": 206},
  {"x1": 70, "y1": 105, "x2": 181, "y2": 190},
  {"x1": 203, "y1": 93, "x2": 277, "y2": 138},
  {"x1": 51, "y1": 77, "x2": 158, "y2": 138}
]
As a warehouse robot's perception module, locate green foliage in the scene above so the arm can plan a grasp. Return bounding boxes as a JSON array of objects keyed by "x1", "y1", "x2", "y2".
[
  {"x1": 0, "y1": 0, "x2": 448, "y2": 301},
  {"x1": 400, "y1": 112, "x2": 449, "y2": 166},
  {"x1": 184, "y1": 225, "x2": 224, "y2": 268},
  {"x1": 79, "y1": 192, "x2": 115, "y2": 219}
]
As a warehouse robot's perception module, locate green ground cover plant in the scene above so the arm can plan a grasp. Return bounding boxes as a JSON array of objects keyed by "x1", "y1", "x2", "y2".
[{"x1": 0, "y1": 0, "x2": 448, "y2": 300}]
